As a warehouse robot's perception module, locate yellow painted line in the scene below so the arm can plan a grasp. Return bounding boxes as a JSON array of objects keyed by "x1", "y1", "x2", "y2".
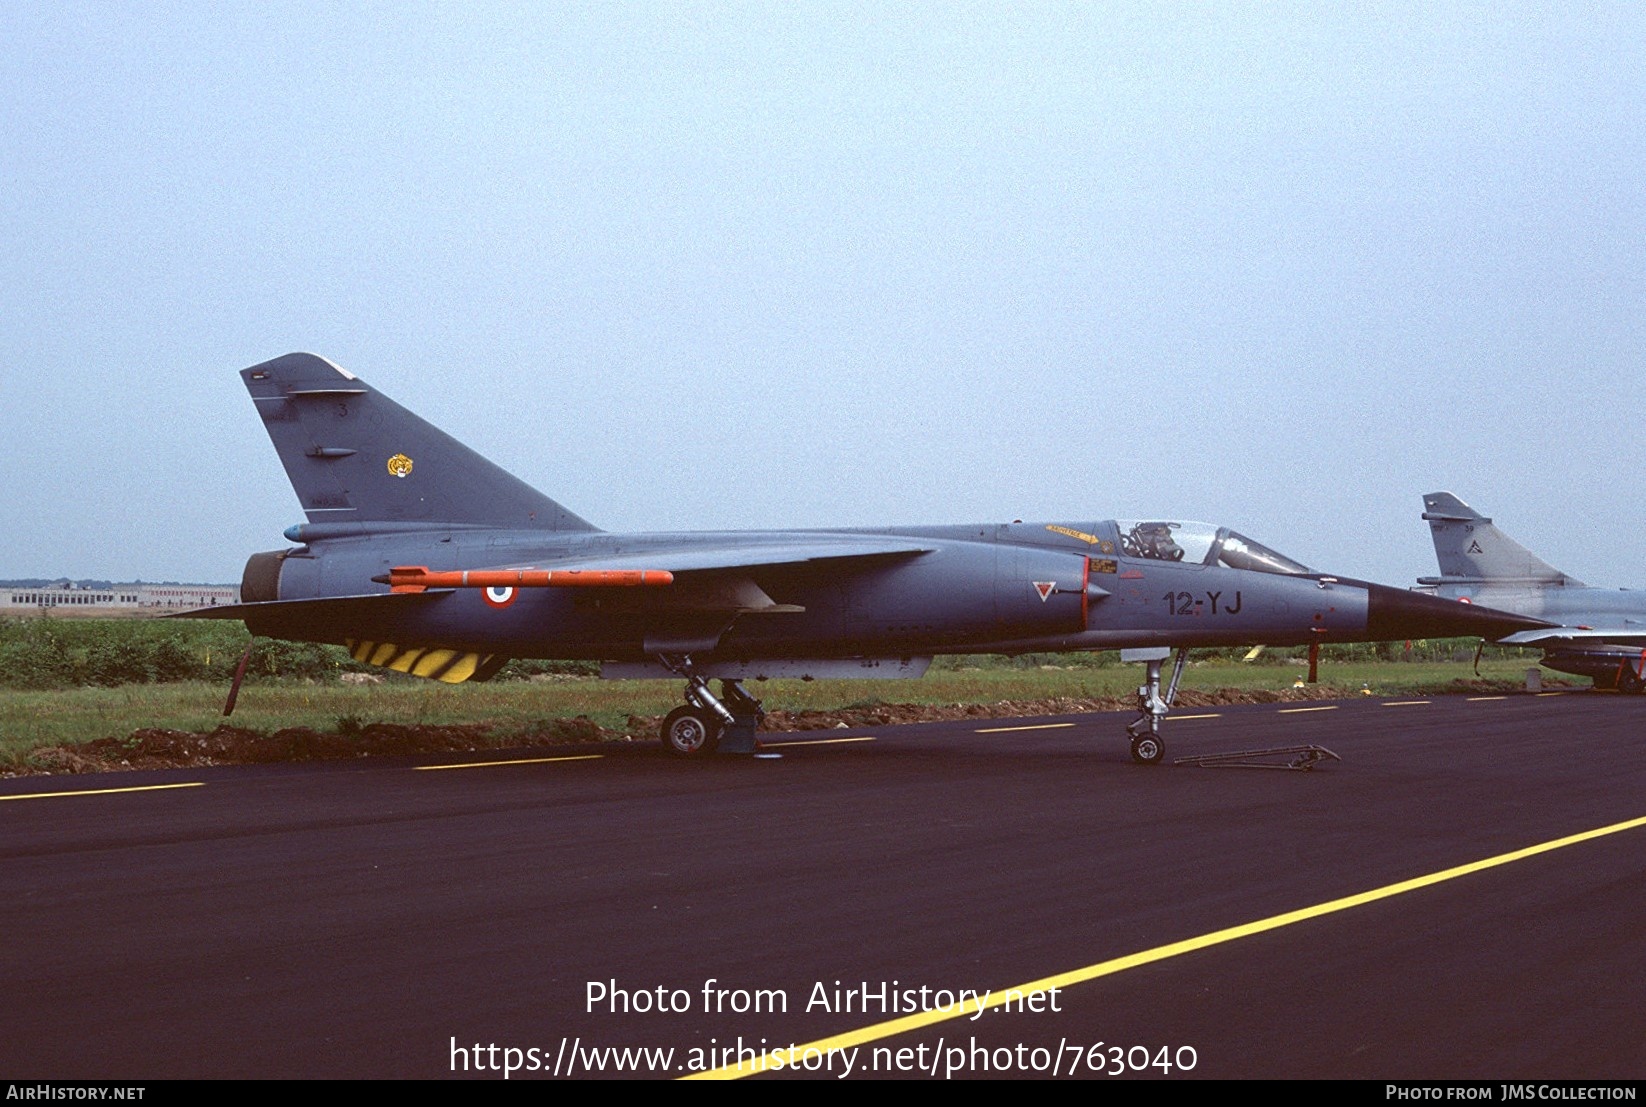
[
  {"x1": 1382, "y1": 700, "x2": 1431, "y2": 707},
  {"x1": 0, "y1": 781, "x2": 204, "y2": 802},
  {"x1": 759, "y1": 736, "x2": 877, "y2": 748},
  {"x1": 685, "y1": 811, "x2": 1646, "y2": 1080},
  {"x1": 975, "y1": 722, "x2": 1076, "y2": 733},
  {"x1": 1536, "y1": 692, "x2": 1567, "y2": 697},
  {"x1": 1173, "y1": 713, "x2": 1221, "y2": 721},
  {"x1": 414, "y1": 754, "x2": 602, "y2": 772},
  {"x1": 1467, "y1": 696, "x2": 1507, "y2": 702},
  {"x1": 1277, "y1": 706, "x2": 1338, "y2": 714}
]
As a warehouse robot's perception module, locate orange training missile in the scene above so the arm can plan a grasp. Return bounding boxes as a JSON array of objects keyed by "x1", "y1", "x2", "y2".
[{"x1": 381, "y1": 566, "x2": 674, "y2": 593}]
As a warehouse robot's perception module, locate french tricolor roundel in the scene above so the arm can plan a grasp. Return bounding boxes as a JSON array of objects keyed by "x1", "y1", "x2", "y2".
[{"x1": 483, "y1": 586, "x2": 517, "y2": 608}]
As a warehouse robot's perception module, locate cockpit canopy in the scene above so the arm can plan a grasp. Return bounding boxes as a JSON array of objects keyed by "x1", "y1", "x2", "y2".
[{"x1": 1114, "y1": 520, "x2": 1312, "y2": 575}]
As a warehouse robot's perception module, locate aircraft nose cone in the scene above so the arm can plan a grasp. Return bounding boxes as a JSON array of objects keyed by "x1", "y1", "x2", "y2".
[{"x1": 1363, "y1": 582, "x2": 1551, "y2": 640}]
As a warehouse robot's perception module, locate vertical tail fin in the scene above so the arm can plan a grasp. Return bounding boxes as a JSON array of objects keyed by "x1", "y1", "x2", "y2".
[
  {"x1": 1420, "y1": 491, "x2": 1578, "y2": 585},
  {"x1": 242, "y1": 353, "x2": 598, "y2": 534}
]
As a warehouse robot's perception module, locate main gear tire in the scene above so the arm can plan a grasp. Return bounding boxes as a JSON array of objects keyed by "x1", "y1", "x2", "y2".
[{"x1": 661, "y1": 706, "x2": 721, "y2": 756}]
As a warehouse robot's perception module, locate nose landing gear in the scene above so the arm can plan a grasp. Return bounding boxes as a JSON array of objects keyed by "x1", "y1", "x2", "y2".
[{"x1": 1124, "y1": 646, "x2": 1189, "y2": 764}]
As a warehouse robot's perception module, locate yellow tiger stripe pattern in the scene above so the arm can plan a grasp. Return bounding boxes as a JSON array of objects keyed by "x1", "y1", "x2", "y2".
[
  {"x1": 437, "y1": 653, "x2": 481, "y2": 683},
  {"x1": 386, "y1": 648, "x2": 426, "y2": 673},
  {"x1": 343, "y1": 640, "x2": 495, "y2": 684},
  {"x1": 411, "y1": 649, "x2": 459, "y2": 678}
]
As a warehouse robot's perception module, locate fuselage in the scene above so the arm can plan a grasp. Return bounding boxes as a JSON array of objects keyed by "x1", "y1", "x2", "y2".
[
  {"x1": 240, "y1": 517, "x2": 1542, "y2": 664},
  {"x1": 1427, "y1": 581, "x2": 1646, "y2": 631},
  {"x1": 1424, "y1": 580, "x2": 1646, "y2": 686}
]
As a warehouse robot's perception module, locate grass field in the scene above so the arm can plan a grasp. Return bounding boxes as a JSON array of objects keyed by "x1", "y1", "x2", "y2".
[{"x1": 0, "y1": 655, "x2": 1564, "y2": 767}]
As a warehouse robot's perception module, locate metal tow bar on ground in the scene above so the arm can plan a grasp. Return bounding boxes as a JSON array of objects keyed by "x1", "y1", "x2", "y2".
[{"x1": 1173, "y1": 746, "x2": 1342, "y2": 771}]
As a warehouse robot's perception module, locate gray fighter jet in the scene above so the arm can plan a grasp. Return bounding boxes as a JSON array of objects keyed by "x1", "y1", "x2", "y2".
[
  {"x1": 1419, "y1": 491, "x2": 1646, "y2": 692},
  {"x1": 181, "y1": 354, "x2": 1548, "y2": 762}
]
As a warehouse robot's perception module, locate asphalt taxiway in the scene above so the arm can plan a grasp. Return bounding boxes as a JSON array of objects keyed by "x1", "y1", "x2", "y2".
[{"x1": 1, "y1": 692, "x2": 1641, "y2": 1079}]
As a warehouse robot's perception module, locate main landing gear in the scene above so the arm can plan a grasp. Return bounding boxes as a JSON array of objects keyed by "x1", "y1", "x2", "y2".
[
  {"x1": 1615, "y1": 659, "x2": 1646, "y2": 695},
  {"x1": 656, "y1": 655, "x2": 766, "y2": 756},
  {"x1": 1125, "y1": 646, "x2": 1190, "y2": 765}
]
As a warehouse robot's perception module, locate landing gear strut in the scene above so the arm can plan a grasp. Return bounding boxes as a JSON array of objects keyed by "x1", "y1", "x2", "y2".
[
  {"x1": 656, "y1": 655, "x2": 766, "y2": 756},
  {"x1": 1125, "y1": 647, "x2": 1189, "y2": 765}
]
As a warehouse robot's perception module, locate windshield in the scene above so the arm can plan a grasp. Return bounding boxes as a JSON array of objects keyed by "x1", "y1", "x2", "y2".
[
  {"x1": 1115, "y1": 521, "x2": 1311, "y2": 575},
  {"x1": 1214, "y1": 530, "x2": 1312, "y2": 574}
]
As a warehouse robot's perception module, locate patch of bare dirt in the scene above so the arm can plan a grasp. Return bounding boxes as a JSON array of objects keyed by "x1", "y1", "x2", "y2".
[{"x1": 21, "y1": 717, "x2": 620, "y2": 775}]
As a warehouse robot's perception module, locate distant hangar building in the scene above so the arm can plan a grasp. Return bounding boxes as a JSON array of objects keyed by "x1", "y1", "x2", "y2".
[{"x1": 2, "y1": 581, "x2": 239, "y2": 611}]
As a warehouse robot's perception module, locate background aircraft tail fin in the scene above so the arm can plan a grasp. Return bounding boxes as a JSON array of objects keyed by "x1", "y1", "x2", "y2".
[
  {"x1": 1420, "y1": 491, "x2": 1577, "y2": 585},
  {"x1": 242, "y1": 353, "x2": 599, "y2": 533}
]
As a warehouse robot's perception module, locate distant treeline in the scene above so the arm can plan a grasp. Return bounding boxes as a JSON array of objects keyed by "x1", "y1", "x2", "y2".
[{"x1": 0, "y1": 618, "x2": 1534, "y2": 691}]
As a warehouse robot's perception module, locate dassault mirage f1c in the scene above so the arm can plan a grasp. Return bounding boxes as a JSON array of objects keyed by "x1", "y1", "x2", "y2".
[
  {"x1": 184, "y1": 354, "x2": 1548, "y2": 763},
  {"x1": 1419, "y1": 491, "x2": 1646, "y2": 692}
]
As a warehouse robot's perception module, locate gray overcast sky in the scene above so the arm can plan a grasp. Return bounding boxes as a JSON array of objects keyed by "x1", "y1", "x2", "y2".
[{"x1": 2, "y1": 2, "x2": 1642, "y2": 588}]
